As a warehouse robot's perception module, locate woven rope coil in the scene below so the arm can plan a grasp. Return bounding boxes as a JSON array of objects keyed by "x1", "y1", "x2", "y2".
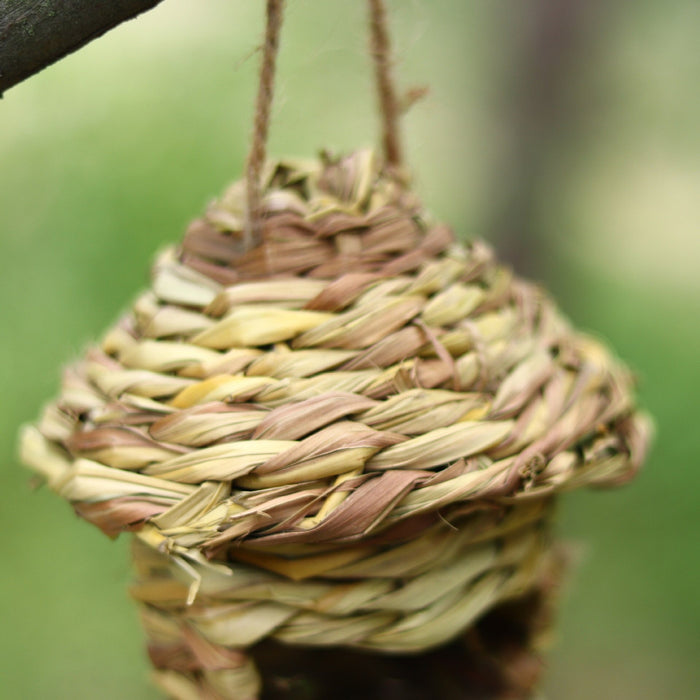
[{"x1": 21, "y1": 150, "x2": 650, "y2": 699}]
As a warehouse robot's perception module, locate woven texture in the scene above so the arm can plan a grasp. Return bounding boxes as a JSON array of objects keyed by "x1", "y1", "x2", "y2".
[{"x1": 21, "y1": 150, "x2": 650, "y2": 699}]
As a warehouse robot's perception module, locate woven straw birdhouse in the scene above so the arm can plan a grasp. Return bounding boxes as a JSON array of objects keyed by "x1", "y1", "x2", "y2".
[
  {"x1": 19, "y1": 4, "x2": 651, "y2": 700},
  {"x1": 20, "y1": 149, "x2": 650, "y2": 699}
]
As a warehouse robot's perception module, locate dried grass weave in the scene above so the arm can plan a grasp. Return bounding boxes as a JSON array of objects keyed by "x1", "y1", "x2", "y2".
[{"x1": 20, "y1": 150, "x2": 650, "y2": 699}]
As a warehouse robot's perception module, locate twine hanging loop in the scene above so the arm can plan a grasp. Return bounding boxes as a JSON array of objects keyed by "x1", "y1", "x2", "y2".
[{"x1": 244, "y1": 0, "x2": 405, "y2": 246}]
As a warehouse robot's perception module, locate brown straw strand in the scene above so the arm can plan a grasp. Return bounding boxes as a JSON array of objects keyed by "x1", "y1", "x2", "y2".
[
  {"x1": 245, "y1": 0, "x2": 285, "y2": 248},
  {"x1": 368, "y1": 0, "x2": 403, "y2": 168}
]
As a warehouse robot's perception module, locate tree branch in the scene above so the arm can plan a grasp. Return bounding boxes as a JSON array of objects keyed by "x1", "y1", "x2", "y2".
[{"x1": 0, "y1": 0, "x2": 167, "y2": 96}]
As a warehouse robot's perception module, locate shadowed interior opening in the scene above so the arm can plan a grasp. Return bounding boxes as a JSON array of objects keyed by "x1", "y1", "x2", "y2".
[{"x1": 250, "y1": 583, "x2": 557, "y2": 700}]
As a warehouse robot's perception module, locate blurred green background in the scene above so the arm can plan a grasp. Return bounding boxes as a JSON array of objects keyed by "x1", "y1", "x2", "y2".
[{"x1": 1, "y1": 1, "x2": 698, "y2": 697}]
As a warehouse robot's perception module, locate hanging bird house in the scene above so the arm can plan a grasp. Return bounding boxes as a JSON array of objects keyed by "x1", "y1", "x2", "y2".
[{"x1": 19, "y1": 2, "x2": 650, "y2": 698}]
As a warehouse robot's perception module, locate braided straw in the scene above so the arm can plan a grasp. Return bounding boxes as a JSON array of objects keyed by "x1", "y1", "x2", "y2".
[{"x1": 20, "y1": 151, "x2": 650, "y2": 699}]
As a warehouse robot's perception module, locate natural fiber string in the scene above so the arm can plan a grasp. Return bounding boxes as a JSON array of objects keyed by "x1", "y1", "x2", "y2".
[
  {"x1": 245, "y1": 0, "x2": 285, "y2": 248},
  {"x1": 368, "y1": 0, "x2": 403, "y2": 169},
  {"x1": 245, "y1": 0, "x2": 405, "y2": 247}
]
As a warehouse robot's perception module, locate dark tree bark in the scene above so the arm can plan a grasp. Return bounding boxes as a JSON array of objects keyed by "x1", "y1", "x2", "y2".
[{"x1": 0, "y1": 0, "x2": 166, "y2": 96}]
